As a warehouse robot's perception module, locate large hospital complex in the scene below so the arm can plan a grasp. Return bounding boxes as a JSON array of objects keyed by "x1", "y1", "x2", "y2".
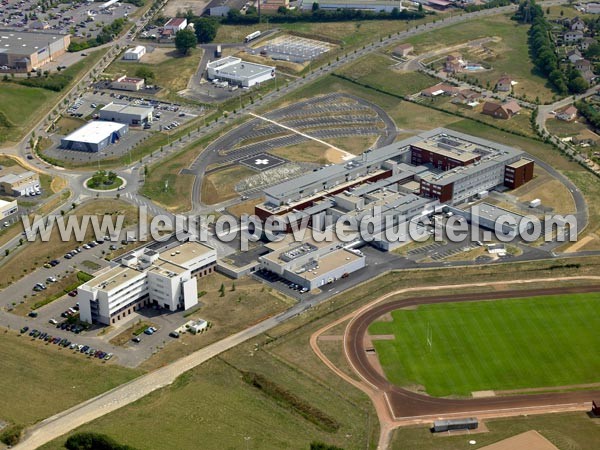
[{"x1": 252, "y1": 128, "x2": 535, "y2": 288}]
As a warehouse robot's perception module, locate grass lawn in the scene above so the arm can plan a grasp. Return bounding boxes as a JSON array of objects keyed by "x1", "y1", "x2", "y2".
[
  {"x1": 391, "y1": 412, "x2": 600, "y2": 450},
  {"x1": 546, "y1": 118, "x2": 590, "y2": 138},
  {"x1": 336, "y1": 53, "x2": 438, "y2": 96},
  {"x1": 369, "y1": 293, "x2": 600, "y2": 397},
  {"x1": 0, "y1": 199, "x2": 138, "y2": 289},
  {"x1": 0, "y1": 84, "x2": 55, "y2": 144},
  {"x1": 216, "y1": 16, "x2": 437, "y2": 49},
  {"x1": 139, "y1": 272, "x2": 292, "y2": 371},
  {"x1": 0, "y1": 330, "x2": 141, "y2": 427},
  {"x1": 0, "y1": 48, "x2": 107, "y2": 146},
  {"x1": 85, "y1": 176, "x2": 123, "y2": 191},
  {"x1": 269, "y1": 140, "x2": 330, "y2": 165},
  {"x1": 105, "y1": 48, "x2": 203, "y2": 102},
  {"x1": 34, "y1": 265, "x2": 600, "y2": 450},
  {"x1": 405, "y1": 14, "x2": 558, "y2": 103},
  {"x1": 510, "y1": 167, "x2": 576, "y2": 215},
  {"x1": 201, "y1": 165, "x2": 255, "y2": 205}
]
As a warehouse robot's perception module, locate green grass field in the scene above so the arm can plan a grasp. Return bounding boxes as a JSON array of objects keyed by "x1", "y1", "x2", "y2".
[
  {"x1": 369, "y1": 293, "x2": 600, "y2": 397},
  {"x1": 0, "y1": 331, "x2": 141, "y2": 427},
  {"x1": 336, "y1": 53, "x2": 438, "y2": 96},
  {"x1": 391, "y1": 412, "x2": 600, "y2": 450}
]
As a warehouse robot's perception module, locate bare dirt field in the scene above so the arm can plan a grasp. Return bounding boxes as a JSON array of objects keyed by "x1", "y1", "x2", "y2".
[{"x1": 162, "y1": 0, "x2": 209, "y2": 17}]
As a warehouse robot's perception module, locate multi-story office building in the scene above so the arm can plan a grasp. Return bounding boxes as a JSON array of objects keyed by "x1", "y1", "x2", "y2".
[{"x1": 79, "y1": 241, "x2": 216, "y2": 325}]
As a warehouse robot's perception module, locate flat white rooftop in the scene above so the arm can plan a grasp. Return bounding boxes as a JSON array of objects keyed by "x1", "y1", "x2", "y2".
[{"x1": 63, "y1": 121, "x2": 126, "y2": 145}]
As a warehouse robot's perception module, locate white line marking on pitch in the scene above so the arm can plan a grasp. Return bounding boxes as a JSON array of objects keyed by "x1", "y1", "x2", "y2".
[{"x1": 248, "y1": 112, "x2": 356, "y2": 161}]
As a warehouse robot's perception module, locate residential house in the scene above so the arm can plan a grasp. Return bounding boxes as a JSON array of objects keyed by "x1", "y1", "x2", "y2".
[
  {"x1": 571, "y1": 17, "x2": 586, "y2": 31},
  {"x1": 585, "y1": 3, "x2": 600, "y2": 14},
  {"x1": 574, "y1": 59, "x2": 595, "y2": 82},
  {"x1": 421, "y1": 83, "x2": 461, "y2": 97},
  {"x1": 580, "y1": 37, "x2": 597, "y2": 51},
  {"x1": 572, "y1": 128, "x2": 600, "y2": 146},
  {"x1": 393, "y1": 43, "x2": 414, "y2": 58},
  {"x1": 567, "y1": 49, "x2": 584, "y2": 63},
  {"x1": 564, "y1": 30, "x2": 584, "y2": 43},
  {"x1": 481, "y1": 100, "x2": 521, "y2": 120},
  {"x1": 556, "y1": 105, "x2": 578, "y2": 121},
  {"x1": 451, "y1": 89, "x2": 481, "y2": 106},
  {"x1": 444, "y1": 54, "x2": 465, "y2": 73},
  {"x1": 495, "y1": 75, "x2": 512, "y2": 92}
]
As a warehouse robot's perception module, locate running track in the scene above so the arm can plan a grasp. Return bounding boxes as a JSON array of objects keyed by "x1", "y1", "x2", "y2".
[{"x1": 344, "y1": 285, "x2": 600, "y2": 418}]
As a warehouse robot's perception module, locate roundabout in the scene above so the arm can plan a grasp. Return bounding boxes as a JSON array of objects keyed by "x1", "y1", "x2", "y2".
[{"x1": 84, "y1": 171, "x2": 126, "y2": 192}]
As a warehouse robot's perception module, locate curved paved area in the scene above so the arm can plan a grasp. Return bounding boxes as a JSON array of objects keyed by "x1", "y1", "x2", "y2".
[{"x1": 345, "y1": 285, "x2": 600, "y2": 419}]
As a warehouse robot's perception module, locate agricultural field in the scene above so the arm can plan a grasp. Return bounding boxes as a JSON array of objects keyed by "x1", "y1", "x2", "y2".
[
  {"x1": 369, "y1": 293, "x2": 600, "y2": 397},
  {"x1": 405, "y1": 14, "x2": 558, "y2": 103},
  {"x1": 0, "y1": 330, "x2": 141, "y2": 427},
  {"x1": 391, "y1": 412, "x2": 600, "y2": 450}
]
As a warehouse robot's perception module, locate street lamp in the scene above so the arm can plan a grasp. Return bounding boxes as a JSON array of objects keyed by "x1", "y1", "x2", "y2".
[{"x1": 244, "y1": 436, "x2": 251, "y2": 450}]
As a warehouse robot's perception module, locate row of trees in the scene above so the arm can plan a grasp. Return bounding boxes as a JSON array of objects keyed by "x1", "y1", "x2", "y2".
[
  {"x1": 574, "y1": 100, "x2": 600, "y2": 129},
  {"x1": 519, "y1": 0, "x2": 588, "y2": 94},
  {"x1": 222, "y1": 6, "x2": 426, "y2": 26}
]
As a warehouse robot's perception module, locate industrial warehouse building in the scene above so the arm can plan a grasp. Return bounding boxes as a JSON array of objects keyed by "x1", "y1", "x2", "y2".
[
  {"x1": 0, "y1": 170, "x2": 40, "y2": 196},
  {"x1": 99, "y1": 102, "x2": 154, "y2": 125},
  {"x1": 255, "y1": 128, "x2": 535, "y2": 252},
  {"x1": 123, "y1": 46, "x2": 146, "y2": 61},
  {"x1": 0, "y1": 199, "x2": 18, "y2": 218},
  {"x1": 60, "y1": 121, "x2": 128, "y2": 153},
  {"x1": 206, "y1": 56, "x2": 276, "y2": 87},
  {"x1": 0, "y1": 29, "x2": 70, "y2": 71},
  {"x1": 78, "y1": 240, "x2": 217, "y2": 325}
]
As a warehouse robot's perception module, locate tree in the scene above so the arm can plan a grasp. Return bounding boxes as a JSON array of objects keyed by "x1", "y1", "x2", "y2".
[
  {"x1": 193, "y1": 18, "x2": 218, "y2": 44},
  {"x1": 312, "y1": 1, "x2": 319, "y2": 12},
  {"x1": 134, "y1": 66, "x2": 155, "y2": 82},
  {"x1": 175, "y1": 29, "x2": 197, "y2": 55},
  {"x1": 277, "y1": 5, "x2": 287, "y2": 14},
  {"x1": 585, "y1": 42, "x2": 600, "y2": 59}
]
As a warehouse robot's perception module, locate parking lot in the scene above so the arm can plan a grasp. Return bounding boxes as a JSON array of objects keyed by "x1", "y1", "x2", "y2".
[
  {"x1": 0, "y1": 0, "x2": 137, "y2": 40},
  {"x1": 42, "y1": 91, "x2": 204, "y2": 162}
]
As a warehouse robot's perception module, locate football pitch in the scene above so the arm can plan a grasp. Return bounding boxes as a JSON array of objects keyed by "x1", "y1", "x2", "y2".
[{"x1": 368, "y1": 293, "x2": 600, "y2": 397}]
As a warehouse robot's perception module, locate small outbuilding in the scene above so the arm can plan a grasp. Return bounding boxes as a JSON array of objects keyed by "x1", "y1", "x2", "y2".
[
  {"x1": 432, "y1": 418, "x2": 478, "y2": 433},
  {"x1": 123, "y1": 46, "x2": 146, "y2": 61}
]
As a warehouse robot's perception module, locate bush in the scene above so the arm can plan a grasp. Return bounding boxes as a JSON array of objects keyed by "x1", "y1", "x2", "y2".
[
  {"x1": 241, "y1": 371, "x2": 340, "y2": 432},
  {"x1": 0, "y1": 424, "x2": 24, "y2": 446},
  {"x1": 65, "y1": 432, "x2": 138, "y2": 450}
]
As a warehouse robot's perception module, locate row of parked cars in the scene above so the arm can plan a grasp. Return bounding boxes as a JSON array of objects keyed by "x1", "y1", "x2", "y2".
[
  {"x1": 23, "y1": 327, "x2": 113, "y2": 360},
  {"x1": 258, "y1": 269, "x2": 309, "y2": 294},
  {"x1": 64, "y1": 237, "x2": 117, "y2": 260}
]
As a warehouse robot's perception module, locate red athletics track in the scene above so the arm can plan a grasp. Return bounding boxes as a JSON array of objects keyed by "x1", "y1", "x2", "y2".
[{"x1": 344, "y1": 285, "x2": 600, "y2": 418}]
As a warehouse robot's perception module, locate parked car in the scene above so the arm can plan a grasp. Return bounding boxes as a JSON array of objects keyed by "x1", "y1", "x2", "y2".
[
  {"x1": 49, "y1": 319, "x2": 58, "y2": 325},
  {"x1": 169, "y1": 331, "x2": 180, "y2": 339},
  {"x1": 20, "y1": 326, "x2": 29, "y2": 334},
  {"x1": 132, "y1": 336, "x2": 141, "y2": 343},
  {"x1": 28, "y1": 311, "x2": 38, "y2": 318}
]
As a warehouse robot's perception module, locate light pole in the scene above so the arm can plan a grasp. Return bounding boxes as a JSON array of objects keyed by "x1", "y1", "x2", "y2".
[{"x1": 244, "y1": 436, "x2": 251, "y2": 450}]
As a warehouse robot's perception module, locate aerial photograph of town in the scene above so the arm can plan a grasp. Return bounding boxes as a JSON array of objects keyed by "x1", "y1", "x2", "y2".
[{"x1": 0, "y1": 0, "x2": 600, "y2": 448}]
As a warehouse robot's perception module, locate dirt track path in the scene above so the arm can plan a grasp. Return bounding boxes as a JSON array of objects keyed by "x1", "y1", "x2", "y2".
[{"x1": 309, "y1": 276, "x2": 600, "y2": 450}]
